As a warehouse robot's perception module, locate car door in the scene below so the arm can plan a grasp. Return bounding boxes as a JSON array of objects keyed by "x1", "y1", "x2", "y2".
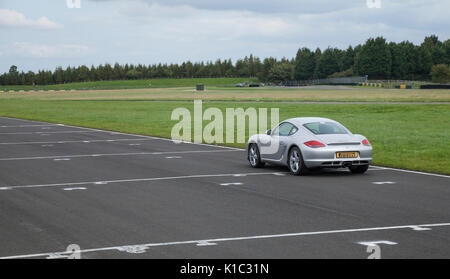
[{"x1": 264, "y1": 122, "x2": 296, "y2": 161}]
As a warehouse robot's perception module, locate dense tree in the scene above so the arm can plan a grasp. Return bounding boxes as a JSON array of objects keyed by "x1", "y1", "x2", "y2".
[
  {"x1": 417, "y1": 45, "x2": 433, "y2": 79},
  {"x1": 430, "y1": 64, "x2": 450, "y2": 83},
  {"x1": 313, "y1": 48, "x2": 322, "y2": 79},
  {"x1": 342, "y1": 46, "x2": 355, "y2": 71},
  {"x1": 257, "y1": 57, "x2": 277, "y2": 82},
  {"x1": 444, "y1": 39, "x2": 450, "y2": 65},
  {"x1": 126, "y1": 69, "x2": 142, "y2": 80},
  {"x1": 8, "y1": 65, "x2": 19, "y2": 85},
  {"x1": 422, "y1": 35, "x2": 446, "y2": 65},
  {"x1": 267, "y1": 62, "x2": 294, "y2": 83},
  {"x1": 315, "y1": 48, "x2": 340, "y2": 79},
  {"x1": 354, "y1": 37, "x2": 392, "y2": 79},
  {"x1": 294, "y1": 48, "x2": 315, "y2": 80},
  {"x1": 329, "y1": 68, "x2": 354, "y2": 78},
  {"x1": 396, "y1": 41, "x2": 418, "y2": 80}
]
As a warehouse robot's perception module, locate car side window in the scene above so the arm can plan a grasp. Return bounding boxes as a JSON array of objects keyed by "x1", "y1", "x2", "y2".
[
  {"x1": 289, "y1": 126, "x2": 299, "y2": 136},
  {"x1": 276, "y1": 122, "x2": 295, "y2": 137}
]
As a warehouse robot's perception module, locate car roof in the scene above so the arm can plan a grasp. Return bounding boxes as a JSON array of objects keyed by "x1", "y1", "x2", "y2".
[{"x1": 284, "y1": 117, "x2": 338, "y2": 126}]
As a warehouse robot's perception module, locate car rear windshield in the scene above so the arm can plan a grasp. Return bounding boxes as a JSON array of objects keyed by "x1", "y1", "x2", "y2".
[{"x1": 303, "y1": 122, "x2": 348, "y2": 135}]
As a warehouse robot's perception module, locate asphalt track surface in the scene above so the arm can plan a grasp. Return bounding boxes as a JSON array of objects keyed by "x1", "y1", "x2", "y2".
[{"x1": 0, "y1": 117, "x2": 449, "y2": 259}]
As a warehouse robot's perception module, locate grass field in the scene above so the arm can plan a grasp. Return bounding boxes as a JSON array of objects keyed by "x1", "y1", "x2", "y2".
[
  {"x1": 0, "y1": 93, "x2": 448, "y2": 174},
  {"x1": 0, "y1": 77, "x2": 258, "y2": 91},
  {"x1": 1, "y1": 86, "x2": 450, "y2": 102}
]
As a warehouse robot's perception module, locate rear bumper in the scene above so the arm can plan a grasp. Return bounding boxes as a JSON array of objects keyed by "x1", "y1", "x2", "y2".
[
  {"x1": 302, "y1": 145, "x2": 372, "y2": 168},
  {"x1": 304, "y1": 158, "x2": 372, "y2": 168}
]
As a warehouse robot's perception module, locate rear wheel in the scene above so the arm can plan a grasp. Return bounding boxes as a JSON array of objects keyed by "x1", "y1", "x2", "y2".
[
  {"x1": 349, "y1": 165, "x2": 369, "y2": 174},
  {"x1": 248, "y1": 144, "x2": 265, "y2": 168},
  {"x1": 288, "y1": 147, "x2": 308, "y2": 175}
]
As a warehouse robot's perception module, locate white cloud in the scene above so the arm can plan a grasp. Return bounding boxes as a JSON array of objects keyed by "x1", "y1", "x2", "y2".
[
  {"x1": 11, "y1": 42, "x2": 91, "y2": 58},
  {"x1": 0, "y1": 9, "x2": 62, "y2": 30},
  {"x1": 114, "y1": 0, "x2": 450, "y2": 44},
  {"x1": 118, "y1": 2, "x2": 293, "y2": 41},
  {"x1": 91, "y1": 0, "x2": 359, "y2": 14}
]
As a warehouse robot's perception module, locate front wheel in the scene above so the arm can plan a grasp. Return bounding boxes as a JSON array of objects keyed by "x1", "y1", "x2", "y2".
[
  {"x1": 349, "y1": 165, "x2": 369, "y2": 174},
  {"x1": 248, "y1": 144, "x2": 265, "y2": 168},
  {"x1": 288, "y1": 147, "x2": 308, "y2": 175}
]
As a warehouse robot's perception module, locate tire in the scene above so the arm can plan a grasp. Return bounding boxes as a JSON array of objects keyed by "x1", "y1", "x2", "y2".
[
  {"x1": 288, "y1": 146, "x2": 308, "y2": 175},
  {"x1": 248, "y1": 144, "x2": 265, "y2": 168},
  {"x1": 349, "y1": 165, "x2": 369, "y2": 174}
]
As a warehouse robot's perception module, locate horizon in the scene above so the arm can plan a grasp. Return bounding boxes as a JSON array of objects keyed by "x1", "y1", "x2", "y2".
[{"x1": 1, "y1": 34, "x2": 447, "y2": 75}]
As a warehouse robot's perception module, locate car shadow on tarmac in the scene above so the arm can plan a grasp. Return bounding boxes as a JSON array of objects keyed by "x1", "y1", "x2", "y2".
[{"x1": 257, "y1": 164, "x2": 356, "y2": 177}]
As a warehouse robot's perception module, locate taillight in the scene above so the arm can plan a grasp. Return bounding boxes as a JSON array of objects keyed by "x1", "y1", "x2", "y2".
[
  {"x1": 304, "y1": 140, "x2": 326, "y2": 148},
  {"x1": 362, "y1": 139, "x2": 371, "y2": 146}
]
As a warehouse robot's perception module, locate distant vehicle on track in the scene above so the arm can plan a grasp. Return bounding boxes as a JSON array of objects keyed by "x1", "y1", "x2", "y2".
[{"x1": 247, "y1": 117, "x2": 373, "y2": 175}]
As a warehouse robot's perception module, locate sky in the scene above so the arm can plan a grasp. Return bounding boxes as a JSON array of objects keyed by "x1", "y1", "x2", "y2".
[{"x1": 0, "y1": 0, "x2": 449, "y2": 73}]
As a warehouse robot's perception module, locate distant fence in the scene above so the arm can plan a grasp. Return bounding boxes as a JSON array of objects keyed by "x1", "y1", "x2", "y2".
[
  {"x1": 369, "y1": 80, "x2": 427, "y2": 89},
  {"x1": 420, "y1": 84, "x2": 450, "y2": 89},
  {"x1": 280, "y1": 76, "x2": 368, "y2": 87}
]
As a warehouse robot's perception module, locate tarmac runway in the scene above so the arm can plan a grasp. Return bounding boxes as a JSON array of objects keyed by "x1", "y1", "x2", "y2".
[{"x1": 0, "y1": 117, "x2": 449, "y2": 259}]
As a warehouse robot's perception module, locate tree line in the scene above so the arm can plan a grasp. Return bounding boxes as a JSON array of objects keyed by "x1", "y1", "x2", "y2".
[{"x1": 1, "y1": 35, "x2": 449, "y2": 86}]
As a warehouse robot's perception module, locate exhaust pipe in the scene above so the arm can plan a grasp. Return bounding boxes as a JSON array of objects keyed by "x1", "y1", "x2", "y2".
[{"x1": 343, "y1": 162, "x2": 352, "y2": 167}]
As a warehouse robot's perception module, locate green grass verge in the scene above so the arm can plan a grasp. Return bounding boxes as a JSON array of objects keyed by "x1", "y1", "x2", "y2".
[
  {"x1": 0, "y1": 77, "x2": 258, "y2": 91},
  {"x1": 0, "y1": 99, "x2": 448, "y2": 174}
]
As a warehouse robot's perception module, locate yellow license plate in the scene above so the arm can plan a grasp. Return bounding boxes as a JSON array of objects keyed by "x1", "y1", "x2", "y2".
[{"x1": 336, "y1": 152, "x2": 359, "y2": 159}]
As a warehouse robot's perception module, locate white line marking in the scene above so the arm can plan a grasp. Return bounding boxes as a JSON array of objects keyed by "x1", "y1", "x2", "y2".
[
  {"x1": 370, "y1": 166, "x2": 389, "y2": 170},
  {"x1": 165, "y1": 156, "x2": 182, "y2": 159},
  {"x1": 196, "y1": 241, "x2": 218, "y2": 247},
  {"x1": 53, "y1": 158, "x2": 71, "y2": 161},
  {"x1": 0, "y1": 124, "x2": 61, "y2": 128},
  {"x1": 370, "y1": 166, "x2": 449, "y2": 178},
  {"x1": 1, "y1": 222, "x2": 449, "y2": 259},
  {"x1": 372, "y1": 181, "x2": 396, "y2": 185},
  {"x1": 0, "y1": 172, "x2": 282, "y2": 191},
  {"x1": 0, "y1": 187, "x2": 12, "y2": 191},
  {"x1": 0, "y1": 130, "x2": 104, "y2": 135},
  {"x1": 220, "y1": 183, "x2": 243, "y2": 186},
  {"x1": 0, "y1": 150, "x2": 241, "y2": 161},
  {"x1": 410, "y1": 226, "x2": 432, "y2": 231},
  {"x1": 117, "y1": 246, "x2": 148, "y2": 254},
  {"x1": 41, "y1": 144, "x2": 54, "y2": 147},
  {"x1": 0, "y1": 138, "x2": 148, "y2": 146},
  {"x1": 46, "y1": 253, "x2": 69, "y2": 259},
  {"x1": 357, "y1": 240, "x2": 398, "y2": 247},
  {"x1": 0, "y1": 117, "x2": 51, "y2": 124},
  {"x1": 63, "y1": 187, "x2": 87, "y2": 191}
]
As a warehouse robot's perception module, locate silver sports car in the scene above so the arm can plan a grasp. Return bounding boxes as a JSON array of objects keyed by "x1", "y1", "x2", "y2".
[{"x1": 247, "y1": 117, "x2": 373, "y2": 175}]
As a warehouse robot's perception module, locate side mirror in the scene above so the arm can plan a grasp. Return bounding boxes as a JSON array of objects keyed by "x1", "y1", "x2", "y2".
[{"x1": 266, "y1": 130, "x2": 272, "y2": 135}]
